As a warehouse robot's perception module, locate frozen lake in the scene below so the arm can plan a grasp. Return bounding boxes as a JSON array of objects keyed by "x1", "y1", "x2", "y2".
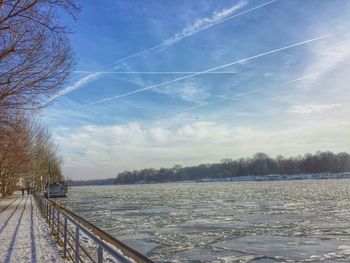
[{"x1": 60, "y1": 180, "x2": 350, "y2": 262}]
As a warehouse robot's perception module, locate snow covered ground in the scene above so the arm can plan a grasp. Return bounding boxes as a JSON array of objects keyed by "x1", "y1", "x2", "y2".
[{"x1": 0, "y1": 192, "x2": 66, "y2": 263}]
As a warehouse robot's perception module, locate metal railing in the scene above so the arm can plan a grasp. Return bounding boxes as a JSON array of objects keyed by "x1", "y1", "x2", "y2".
[{"x1": 33, "y1": 193, "x2": 154, "y2": 263}]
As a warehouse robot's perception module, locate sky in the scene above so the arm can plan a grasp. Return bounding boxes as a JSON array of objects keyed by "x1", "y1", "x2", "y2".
[{"x1": 41, "y1": 0, "x2": 350, "y2": 180}]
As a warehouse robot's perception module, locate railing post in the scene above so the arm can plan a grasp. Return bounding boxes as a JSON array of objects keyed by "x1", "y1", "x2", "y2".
[
  {"x1": 51, "y1": 206, "x2": 55, "y2": 229},
  {"x1": 63, "y1": 217, "x2": 67, "y2": 258},
  {"x1": 57, "y1": 211, "x2": 60, "y2": 242},
  {"x1": 98, "y1": 246, "x2": 103, "y2": 263},
  {"x1": 75, "y1": 226, "x2": 80, "y2": 263},
  {"x1": 48, "y1": 204, "x2": 51, "y2": 226}
]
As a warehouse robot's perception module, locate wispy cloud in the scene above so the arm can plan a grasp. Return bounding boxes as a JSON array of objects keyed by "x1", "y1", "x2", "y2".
[
  {"x1": 149, "y1": 88, "x2": 264, "y2": 122},
  {"x1": 85, "y1": 35, "x2": 330, "y2": 106},
  {"x1": 48, "y1": 73, "x2": 101, "y2": 102},
  {"x1": 72, "y1": 71, "x2": 238, "y2": 74},
  {"x1": 51, "y1": 0, "x2": 277, "y2": 101},
  {"x1": 108, "y1": 0, "x2": 276, "y2": 66},
  {"x1": 46, "y1": 1, "x2": 350, "y2": 180},
  {"x1": 288, "y1": 104, "x2": 342, "y2": 114},
  {"x1": 281, "y1": 73, "x2": 318, "y2": 85},
  {"x1": 309, "y1": 41, "x2": 350, "y2": 82},
  {"x1": 164, "y1": 0, "x2": 249, "y2": 46},
  {"x1": 222, "y1": 88, "x2": 264, "y2": 100},
  {"x1": 294, "y1": 17, "x2": 350, "y2": 90},
  {"x1": 153, "y1": 81, "x2": 209, "y2": 103}
]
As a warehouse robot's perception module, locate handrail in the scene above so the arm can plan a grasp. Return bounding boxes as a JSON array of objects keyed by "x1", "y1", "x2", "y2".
[{"x1": 33, "y1": 193, "x2": 154, "y2": 263}]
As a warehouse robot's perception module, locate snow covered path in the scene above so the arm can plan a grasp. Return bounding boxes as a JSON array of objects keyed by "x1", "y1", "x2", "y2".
[{"x1": 0, "y1": 192, "x2": 66, "y2": 263}]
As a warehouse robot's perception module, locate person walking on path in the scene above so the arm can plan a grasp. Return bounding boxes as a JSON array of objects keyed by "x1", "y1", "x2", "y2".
[
  {"x1": 27, "y1": 187, "x2": 30, "y2": 195},
  {"x1": 21, "y1": 188, "x2": 24, "y2": 196}
]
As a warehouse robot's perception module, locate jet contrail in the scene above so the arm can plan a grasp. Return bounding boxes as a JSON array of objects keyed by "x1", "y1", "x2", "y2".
[
  {"x1": 106, "y1": 0, "x2": 278, "y2": 67},
  {"x1": 149, "y1": 103, "x2": 210, "y2": 121},
  {"x1": 72, "y1": 71, "x2": 238, "y2": 74},
  {"x1": 50, "y1": 0, "x2": 277, "y2": 101},
  {"x1": 85, "y1": 35, "x2": 330, "y2": 106},
  {"x1": 148, "y1": 89, "x2": 264, "y2": 122}
]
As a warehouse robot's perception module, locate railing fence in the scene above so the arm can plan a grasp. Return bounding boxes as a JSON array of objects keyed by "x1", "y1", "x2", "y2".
[{"x1": 34, "y1": 193, "x2": 153, "y2": 263}]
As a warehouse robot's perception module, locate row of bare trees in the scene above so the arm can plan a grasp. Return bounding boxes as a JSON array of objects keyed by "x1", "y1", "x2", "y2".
[
  {"x1": 0, "y1": 0, "x2": 78, "y2": 196},
  {"x1": 0, "y1": 115, "x2": 63, "y2": 195}
]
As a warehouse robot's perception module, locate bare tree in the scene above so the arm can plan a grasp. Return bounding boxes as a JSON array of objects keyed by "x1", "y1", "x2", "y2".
[
  {"x1": 28, "y1": 122, "x2": 63, "y2": 190},
  {"x1": 0, "y1": 114, "x2": 31, "y2": 195},
  {"x1": 0, "y1": 114, "x2": 63, "y2": 195},
  {"x1": 0, "y1": 0, "x2": 77, "y2": 195},
  {"x1": 0, "y1": 0, "x2": 78, "y2": 121}
]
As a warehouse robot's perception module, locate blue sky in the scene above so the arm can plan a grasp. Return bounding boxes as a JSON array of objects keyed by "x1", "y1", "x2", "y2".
[{"x1": 42, "y1": 0, "x2": 350, "y2": 180}]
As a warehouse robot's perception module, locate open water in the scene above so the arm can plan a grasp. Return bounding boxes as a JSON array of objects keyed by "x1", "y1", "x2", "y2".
[{"x1": 60, "y1": 179, "x2": 350, "y2": 262}]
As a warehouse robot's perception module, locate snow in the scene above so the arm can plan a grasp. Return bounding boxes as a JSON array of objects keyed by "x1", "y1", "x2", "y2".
[
  {"x1": 63, "y1": 180, "x2": 350, "y2": 261},
  {"x1": 0, "y1": 192, "x2": 66, "y2": 262},
  {"x1": 211, "y1": 235, "x2": 346, "y2": 261}
]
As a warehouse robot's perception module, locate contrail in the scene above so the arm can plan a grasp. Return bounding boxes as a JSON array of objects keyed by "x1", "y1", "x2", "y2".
[
  {"x1": 107, "y1": 0, "x2": 278, "y2": 67},
  {"x1": 147, "y1": 103, "x2": 209, "y2": 122},
  {"x1": 147, "y1": 102, "x2": 213, "y2": 122},
  {"x1": 85, "y1": 35, "x2": 330, "y2": 106},
  {"x1": 148, "y1": 89, "x2": 264, "y2": 122},
  {"x1": 50, "y1": 0, "x2": 277, "y2": 101},
  {"x1": 72, "y1": 71, "x2": 238, "y2": 74},
  {"x1": 281, "y1": 73, "x2": 317, "y2": 84}
]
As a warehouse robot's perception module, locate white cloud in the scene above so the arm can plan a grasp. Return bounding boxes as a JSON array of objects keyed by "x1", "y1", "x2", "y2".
[
  {"x1": 295, "y1": 16, "x2": 350, "y2": 90},
  {"x1": 311, "y1": 40, "x2": 350, "y2": 81},
  {"x1": 86, "y1": 35, "x2": 330, "y2": 106},
  {"x1": 48, "y1": 72, "x2": 101, "y2": 102},
  {"x1": 295, "y1": 39, "x2": 350, "y2": 91},
  {"x1": 56, "y1": 119, "x2": 350, "y2": 180},
  {"x1": 165, "y1": 0, "x2": 248, "y2": 45},
  {"x1": 62, "y1": 73, "x2": 101, "y2": 94},
  {"x1": 55, "y1": 0, "x2": 278, "y2": 99},
  {"x1": 288, "y1": 104, "x2": 342, "y2": 114}
]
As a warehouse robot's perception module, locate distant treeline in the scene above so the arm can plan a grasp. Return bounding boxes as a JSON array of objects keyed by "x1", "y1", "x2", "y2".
[{"x1": 72, "y1": 151, "x2": 350, "y2": 186}]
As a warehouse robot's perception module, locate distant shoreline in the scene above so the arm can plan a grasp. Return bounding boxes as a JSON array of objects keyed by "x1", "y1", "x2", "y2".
[
  {"x1": 196, "y1": 172, "x2": 350, "y2": 183},
  {"x1": 71, "y1": 172, "x2": 350, "y2": 187}
]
